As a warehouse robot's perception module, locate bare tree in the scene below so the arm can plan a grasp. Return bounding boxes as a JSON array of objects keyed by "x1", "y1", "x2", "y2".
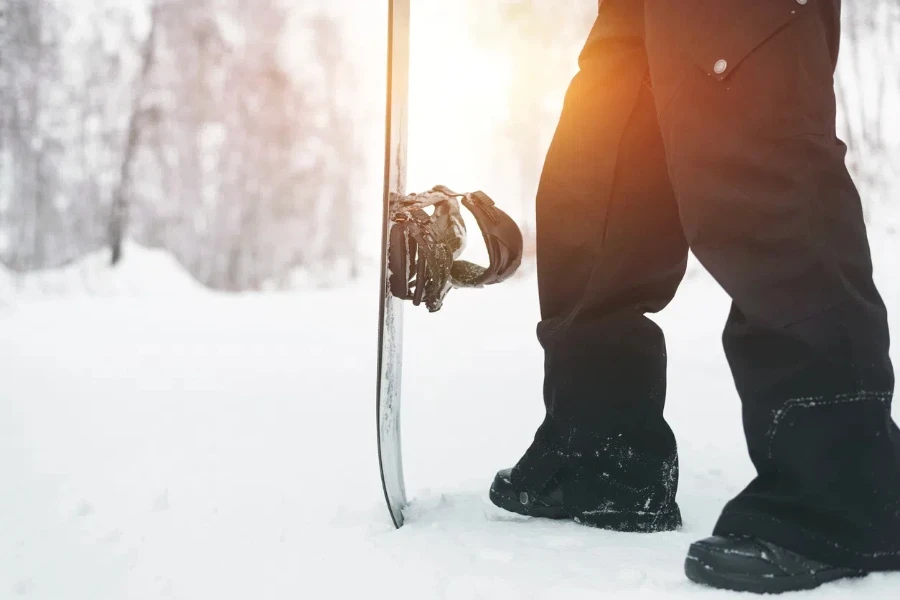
[
  {"x1": 131, "y1": 0, "x2": 361, "y2": 290},
  {"x1": 109, "y1": 1, "x2": 160, "y2": 265},
  {"x1": 310, "y1": 13, "x2": 364, "y2": 279},
  {"x1": 1, "y1": 0, "x2": 154, "y2": 271},
  {"x1": 0, "y1": 0, "x2": 61, "y2": 271},
  {"x1": 835, "y1": 0, "x2": 900, "y2": 216},
  {"x1": 0, "y1": 1, "x2": 381, "y2": 289}
]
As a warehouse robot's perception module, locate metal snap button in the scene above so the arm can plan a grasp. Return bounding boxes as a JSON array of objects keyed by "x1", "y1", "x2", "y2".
[
  {"x1": 714, "y1": 59, "x2": 728, "y2": 75},
  {"x1": 519, "y1": 492, "x2": 530, "y2": 506}
]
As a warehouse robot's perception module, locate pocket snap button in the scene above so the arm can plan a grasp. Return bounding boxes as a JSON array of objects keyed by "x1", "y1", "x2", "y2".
[{"x1": 714, "y1": 59, "x2": 728, "y2": 74}]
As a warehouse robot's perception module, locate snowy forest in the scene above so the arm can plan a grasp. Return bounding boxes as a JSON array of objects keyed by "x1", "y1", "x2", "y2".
[
  {"x1": 1, "y1": 0, "x2": 898, "y2": 291},
  {"x1": 1, "y1": 0, "x2": 364, "y2": 290},
  {"x1": 2, "y1": 3, "x2": 900, "y2": 599}
]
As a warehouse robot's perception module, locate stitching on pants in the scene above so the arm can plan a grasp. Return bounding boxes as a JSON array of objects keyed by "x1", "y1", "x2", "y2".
[
  {"x1": 654, "y1": 66, "x2": 692, "y2": 123},
  {"x1": 765, "y1": 391, "x2": 892, "y2": 460}
]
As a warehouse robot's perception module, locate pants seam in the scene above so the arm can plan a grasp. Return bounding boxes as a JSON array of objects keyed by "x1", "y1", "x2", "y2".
[{"x1": 765, "y1": 391, "x2": 892, "y2": 460}]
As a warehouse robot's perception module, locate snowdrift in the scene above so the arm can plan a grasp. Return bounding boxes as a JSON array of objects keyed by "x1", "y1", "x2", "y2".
[{"x1": 0, "y1": 242, "x2": 205, "y2": 305}]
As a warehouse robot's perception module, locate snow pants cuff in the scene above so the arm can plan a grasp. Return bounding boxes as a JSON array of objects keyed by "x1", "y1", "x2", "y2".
[{"x1": 714, "y1": 389, "x2": 900, "y2": 572}]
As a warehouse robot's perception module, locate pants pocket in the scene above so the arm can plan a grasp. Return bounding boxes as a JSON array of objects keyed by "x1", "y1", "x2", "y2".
[{"x1": 649, "y1": 0, "x2": 834, "y2": 139}]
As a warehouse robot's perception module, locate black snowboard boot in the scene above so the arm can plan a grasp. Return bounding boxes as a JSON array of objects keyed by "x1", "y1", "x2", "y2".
[
  {"x1": 489, "y1": 466, "x2": 682, "y2": 532},
  {"x1": 489, "y1": 468, "x2": 568, "y2": 520},
  {"x1": 685, "y1": 536, "x2": 869, "y2": 594}
]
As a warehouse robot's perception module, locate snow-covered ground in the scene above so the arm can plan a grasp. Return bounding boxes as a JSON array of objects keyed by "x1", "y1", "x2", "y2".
[{"x1": 1, "y1": 228, "x2": 898, "y2": 599}]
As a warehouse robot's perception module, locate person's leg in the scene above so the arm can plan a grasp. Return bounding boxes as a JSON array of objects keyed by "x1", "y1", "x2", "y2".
[
  {"x1": 495, "y1": 0, "x2": 689, "y2": 532},
  {"x1": 645, "y1": 0, "x2": 899, "y2": 575}
]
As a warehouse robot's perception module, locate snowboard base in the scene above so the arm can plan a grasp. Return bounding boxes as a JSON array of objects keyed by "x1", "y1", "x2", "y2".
[{"x1": 377, "y1": 0, "x2": 411, "y2": 529}]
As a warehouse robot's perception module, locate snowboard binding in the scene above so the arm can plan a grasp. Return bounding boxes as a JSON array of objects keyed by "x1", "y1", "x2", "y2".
[{"x1": 388, "y1": 185, "x2": 523, "y2": 312}]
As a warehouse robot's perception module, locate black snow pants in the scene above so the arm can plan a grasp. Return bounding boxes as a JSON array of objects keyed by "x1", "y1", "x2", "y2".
[{"x1": 511, "y1": 0, "x2": 900, "y2": 571}]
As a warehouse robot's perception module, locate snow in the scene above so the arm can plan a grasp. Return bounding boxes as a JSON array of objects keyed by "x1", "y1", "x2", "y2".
[
  {"x1": 1, "y1": 227, "x2": 899, "y2": 599},
  {"x1": 0, "y1": 243, "x2": 202, "y2": 305}
]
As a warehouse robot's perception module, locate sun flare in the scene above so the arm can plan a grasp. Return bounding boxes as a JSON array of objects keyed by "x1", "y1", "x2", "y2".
[{"x1": 406, "y1": 5, "x2": 511, "y2": 191}]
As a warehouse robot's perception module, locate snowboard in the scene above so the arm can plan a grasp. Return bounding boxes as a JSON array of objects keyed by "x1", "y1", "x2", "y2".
[{"x1": 377, "y1": 0, "x2": 411, "y2": 529}]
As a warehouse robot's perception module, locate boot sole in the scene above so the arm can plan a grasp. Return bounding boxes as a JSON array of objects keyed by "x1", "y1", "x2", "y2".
[
  {"x1": 685, "y1": 551, "x2": 868, "y2": 594},
  {"x1": 574, "y1": 503, "x2": 682, "y2": 533},
  {"x1": 489, "y1": 486, "x2": 681, "y2": 532},
  {"x1": 489, "y1": 486, "x2": 570, "y2": 520}
]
